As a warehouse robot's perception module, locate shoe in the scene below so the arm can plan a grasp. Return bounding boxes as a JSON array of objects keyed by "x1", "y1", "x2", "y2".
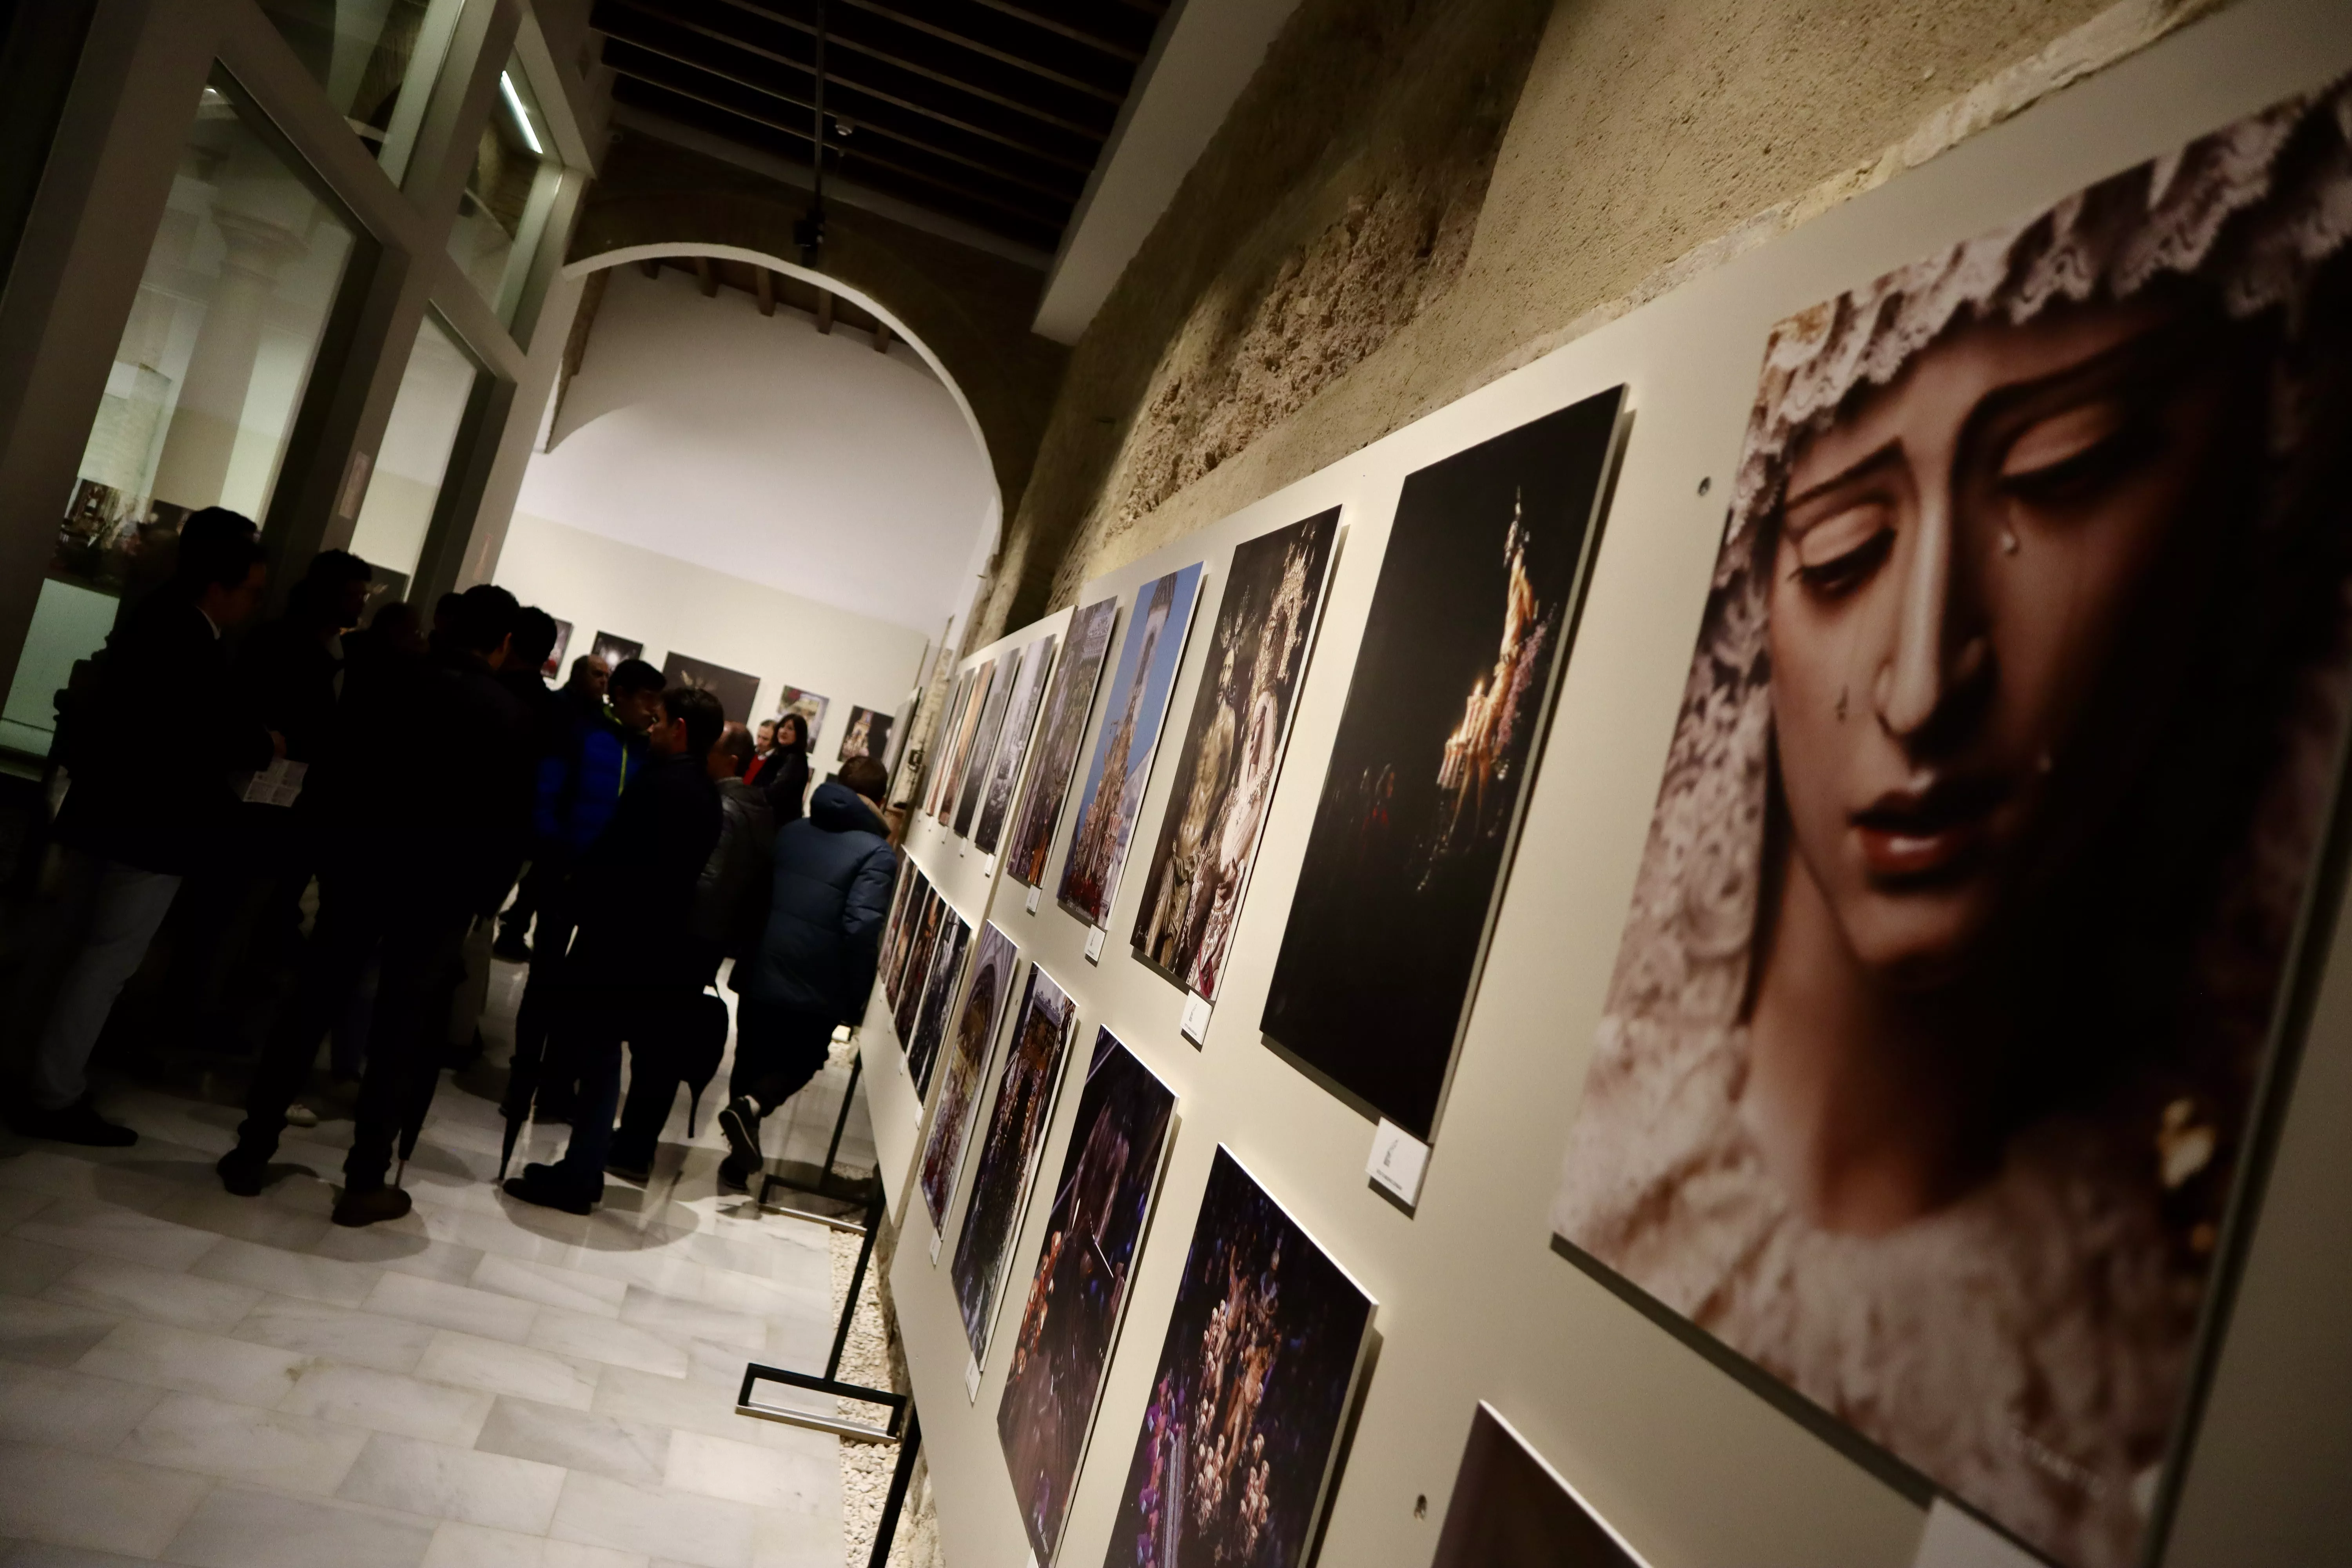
[
  {"x1": 504, "y1": 1164, "x2": 597, "y2": 1215},
  {"x1": 604, "y1": 1151, "x2": 652, "y2": 1185},
  {"x1": 11, "y1": 1098, "x2": 136, "y2": 1147},
  {"x1": 492, "y1": 931, "x2": 532, "y2": 963},
  {"x1": 216, "y1": 1148, "x2": 268, "y2": 1197},
  {"x1": 717, "y1": 1152, "x2": 758, "y2": 1195},
  {"x1": 332, "y1": 1185, "x2": 414, "y2": 1228},
  {"x1": 716, "y1": 1095, "x2": 763, "y2": 1176},
  {"x1": 283, "y1": 1103, "x2": 321, "y2": 1129}
]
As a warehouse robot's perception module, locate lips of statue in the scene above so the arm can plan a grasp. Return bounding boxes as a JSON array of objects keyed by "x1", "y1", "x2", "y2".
[{"x1": 1766, "y1": 298, "x2": 2230, "y2": 987}]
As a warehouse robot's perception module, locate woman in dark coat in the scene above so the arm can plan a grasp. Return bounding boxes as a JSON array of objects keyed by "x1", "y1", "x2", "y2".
[{"x1": 760, "y1": 711, "x2": 811, "y2": 827}]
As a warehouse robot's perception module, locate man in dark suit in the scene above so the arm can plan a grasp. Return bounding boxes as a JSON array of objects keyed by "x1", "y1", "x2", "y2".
[
  {"x1": 219, "y1": 585, "x2": 536, "y2": 1225},
  {"x1": 5, "y1": 509, "x2": 277, "y2": 1145},
  {"x1": 506, "y1": 684, "x2": 724, "y2": 1214}
]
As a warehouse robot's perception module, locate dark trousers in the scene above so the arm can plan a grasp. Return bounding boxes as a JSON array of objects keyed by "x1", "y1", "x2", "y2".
[
  {"x1": 548, "y1": 982, "x2": 687, "y2": 1195},
  {"x1": 731, "y1": 1000, "x2": 837, "y2": 1120},
  {"x1": 511, "y1": 871, "x2": 579, "y2": 1110},
  {"x1": 234, "y1": 866, "x2": 470, "y2": 1190}
]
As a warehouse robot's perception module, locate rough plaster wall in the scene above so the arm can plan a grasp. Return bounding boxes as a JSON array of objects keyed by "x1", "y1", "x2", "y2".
[
  {"x1": 971, "y1": 0, "x2": 2235, "y2": 643},
  {"x1": 981, "y1": 0, "x2": 1551, "y2": 634}
]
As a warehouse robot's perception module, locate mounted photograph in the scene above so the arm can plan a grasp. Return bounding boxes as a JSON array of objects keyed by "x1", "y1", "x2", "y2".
[
  {"x1": 1553, "y1": 78, "x2": 2352, "y2": 1568},
  {"x1": 1007, "y1": 597, "x2": 1119, "y2": 887}
]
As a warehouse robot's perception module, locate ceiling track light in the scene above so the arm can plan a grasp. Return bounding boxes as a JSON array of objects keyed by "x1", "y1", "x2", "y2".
[{"x1": 500, "y1": 71, "x2": 543, "y2": 156}]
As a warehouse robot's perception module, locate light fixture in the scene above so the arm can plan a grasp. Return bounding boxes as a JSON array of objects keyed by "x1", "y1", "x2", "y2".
[{"x1": 499, "y1": 71, "x2": 543, "y2": 156}]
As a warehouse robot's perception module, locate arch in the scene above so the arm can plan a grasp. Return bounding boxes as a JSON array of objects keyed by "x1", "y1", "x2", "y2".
[{"x1": 564, "y1": 242, "x2": 1004, "y2": 561}]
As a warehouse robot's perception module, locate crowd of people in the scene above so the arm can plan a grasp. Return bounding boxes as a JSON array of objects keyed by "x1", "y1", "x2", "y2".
[{"x1": 1, "y1": 506, "x2": 898, "y2": 1229}]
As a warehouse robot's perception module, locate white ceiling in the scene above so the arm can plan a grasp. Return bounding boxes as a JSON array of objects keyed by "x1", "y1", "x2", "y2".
[{"x1": 516, "y1": 264, "x2": 996, "y2": 637}]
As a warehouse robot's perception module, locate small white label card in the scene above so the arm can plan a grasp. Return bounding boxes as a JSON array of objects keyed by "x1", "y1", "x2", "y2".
[
  {"x1": 964, "y1": 1353, "x2": 982, "y2": 1403},
  {"x1": 982, "y1": 853, "x2": 996, "y2": 879},
  {"x1": 1083, "y1": 926, "x2": 1105, "y2": 964},
  {"x1": 1367, "y1": 1119, "x2": 1432, "y2": 1207},
  {"x1": 1026, "y1": 1552, "x2": 1039, "y2": 1568},
  {"x1": 958, "y1": 837, "x2": 968, "y2": 858},
  {"x1": 1025, "y1": 884, "x2": 1042, "y2": 914},
  {"x1": 928, "y1": 1228, "x2": 942, "y2": 1265},
  {"x1": 1179, "y1": 991, "x2": 1213, "y2": 1045},
  {"x1": 1911, "y1": 1499, "x2": 2043, "y2": 1568}
]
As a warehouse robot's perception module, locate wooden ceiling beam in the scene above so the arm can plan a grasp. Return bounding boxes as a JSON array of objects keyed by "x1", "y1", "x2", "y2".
[
  {"x1": 693, "y1": 254, "x2": 718, "y2": 296},
  {"x1": 704, "y1": 0, "x2": 1111, "y2": 141},
  {"x1": 835, "y1": 0, "x2": 1123, "y2": 104},
  {"x1": 816, "y1": 290, "x2": 835, "y2": 334},
  {"x1": 601, "y1": 36, "x2": 1082, "y2": 200},
  {"x1": 755, "y1": 267, "x2": 775, "y2": 316},
  {"x1": 960, "y1": 0, "x2": 1143, "y2": 63},
  {"x1": 606, "y1": 68, "x2": 1071, "y2": 228},
  {"x1": 872, "y1": 318, "x2": 892, "y2": 352}
]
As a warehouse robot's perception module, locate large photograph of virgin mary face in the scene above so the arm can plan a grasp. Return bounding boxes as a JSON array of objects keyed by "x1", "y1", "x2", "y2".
[
  {"x1": 1261, "y1": 389, "x2": 1626, "y2": 1138},
  {"x1": 1132, "y1": 510, "x2": 1340, "y2": 1002},
  {"x1": 1554, "y1": 79, "x2": 2352, "y2": 1568},
  {"x1": 1007, "y1": 598, "x2": 1119, "y2": 888},
  {"x1": 1059, "y1": 564, "x2": 1206, "y2": 926}
]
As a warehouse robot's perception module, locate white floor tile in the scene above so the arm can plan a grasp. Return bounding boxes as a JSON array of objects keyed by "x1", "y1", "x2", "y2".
[
  {"x1": 163, "y1": 1482, "x2": 435, "y2": 1568},
  {"x1": 0, "y1": 1439, "x2": 213, "y2": 1558},
  {"x1": 528, "y1": 1306, "x2": 689, "y2": 1379},
  {"x1": 749, "y1": 1504, "x2": 845, "y2": 1568},
  {"x1": 313, "y1": 1229, "x2": 489, "y2": 1287},
  {"x1": 10, "y1": 1199, "x2": 216, "y2": 1271},
  {"x1": 45, "y1": 1254, "x2": 263, "y2": 1333},
  {"x1": 589, "y1": 1367, "x2": 827, "y2": 1459},
  {"x1": 0, "y1": 1298, "x2": 119, "y2": 1368},
  {"x1": 474, "y1": 1394, "x2": 670, "y2": 1486},
  {"x1": 0, "y1": 1189, "x2": 53, "y2": 1229},
  {"x1": 548, "y1": 1473, "x2": 754, "y2": 1568},
  {"x1": 280, "y1": 1361, "x2": 496, "y2": 1446},
  {"x1": 192, "y1": 1235, "x2": 383, "y2": 1307},
  {"x1": 232, "y1": 1294, "x2": 437, "y2": 1374},
  {"x1": 620, "y1": 1288, "x2": 766, "y2": 1352},
  {"x1": 156, "y1": 1187, "x2": 334, "y2": 1252},
  {"x1": 0, "y1": 1237, "x2": 78, "y2": 1298},
  {"x1": 0, "y1": 1363, "x2": 166, "y2": 1452},
  {"x1": 471, "y1": 1254, "x2": 628, "y2": 1319},
  {"x1": 415, "y1": 1329, "x2": 598, "y2": 1410},
  {"x1": 337, "y1": 1431, "x2": 566, "y2": 1535},
  {"x1": 663, "y1": 1430, "x2": 835, "y2": 1515},
  {"x1": 117, "y1": 1390, "x2": 370, "y2": 1494},
  {"x1": 75, "y1": 1319, "x2": 307, "y2": 1407},
  {"x1": 367, "y1": 1272, "x2": 539, "y2": 1342},
  {"x1": 421, "y1": 1520, "x2": 652, "y2": 1568},
  {"x1": 0, "y1": 1539, "x2": 158, "y2": 1566}
]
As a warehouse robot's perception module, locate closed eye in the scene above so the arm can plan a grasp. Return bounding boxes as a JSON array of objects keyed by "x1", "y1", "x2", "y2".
[{"x1": 1786, "y1": 499, "x2": 1896, "y2": 599}]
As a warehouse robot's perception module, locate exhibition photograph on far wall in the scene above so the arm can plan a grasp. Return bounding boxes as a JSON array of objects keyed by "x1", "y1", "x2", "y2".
[
  {"x1": 661, "y1": 651, "x2": 760, "y2": 725},
  {"x1": 1007, "y1": 597, "x2": 1118, "y2": 888},
  {"x1": 1059, "y1": 563, "x2": 1205, "y2": 926},
  {"x1": 838, "y1": 704, "x2": 893, "y2": 760},
  {"x1": 1554, "y1": 77, "x2": 2352, "y2": 1568},
  {"x1": 1132, "y1": 508, "x2": 1341, "y2": 1003}
]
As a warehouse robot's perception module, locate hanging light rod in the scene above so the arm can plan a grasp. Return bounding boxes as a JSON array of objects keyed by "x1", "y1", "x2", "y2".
[{"x1": 501, "y1": 71, "x2": 544, "y2": 155}]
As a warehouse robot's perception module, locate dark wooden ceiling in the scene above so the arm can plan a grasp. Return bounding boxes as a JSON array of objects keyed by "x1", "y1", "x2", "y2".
[{"x1": 589, "y1": 0, "x2": 1169, "y2": 255}]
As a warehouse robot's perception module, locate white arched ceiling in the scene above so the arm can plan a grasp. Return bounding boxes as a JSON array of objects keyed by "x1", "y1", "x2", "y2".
[{"x1": 521, "y1": 252, "x2": 998, "y2": 636}]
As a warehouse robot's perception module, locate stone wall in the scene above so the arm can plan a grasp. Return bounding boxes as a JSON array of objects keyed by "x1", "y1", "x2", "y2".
[{"x1": 969, "y1": 0, "x2": 2233, "y2": 643}]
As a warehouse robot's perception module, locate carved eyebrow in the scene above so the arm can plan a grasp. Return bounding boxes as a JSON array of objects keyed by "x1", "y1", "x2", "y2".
[{"x1": 1782, "y1": 440, "x2": 1904, "y2": 519}]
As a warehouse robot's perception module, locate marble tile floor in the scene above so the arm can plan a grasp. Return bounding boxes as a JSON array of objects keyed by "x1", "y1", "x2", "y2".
[{"x1": 0, "y1": 960, "x2": 877, "y2": 1568}]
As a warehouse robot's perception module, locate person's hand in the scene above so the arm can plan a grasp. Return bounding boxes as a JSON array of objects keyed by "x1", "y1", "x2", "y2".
[{"x1": 268, "y1": 730, "x2": 287, "y2": 761}]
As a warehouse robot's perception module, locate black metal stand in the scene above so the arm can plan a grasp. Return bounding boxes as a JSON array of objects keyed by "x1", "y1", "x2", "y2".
[
  {"x1": 867, "y1": 1406, "x2": 922, "y2": 1568},
  {"x1": 735, "y1": 1183, "x2": 903, "y2": 1441},
  {"x1": 757, "y1": 1049, "x2": 879, "y2": 1232}
]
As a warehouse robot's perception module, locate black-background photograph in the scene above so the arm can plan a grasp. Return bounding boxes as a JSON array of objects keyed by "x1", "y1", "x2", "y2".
[{"x1": 1261, "y1": 388, "x2": 1625, "y2": 1138}]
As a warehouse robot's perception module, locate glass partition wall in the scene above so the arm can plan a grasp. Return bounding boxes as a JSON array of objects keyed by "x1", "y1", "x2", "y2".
[
  {"x1": 0, "y1": 0, "x2": 584, "y2": 766},
  {"x1": 0, "y1": 71, "x2": 359, "y2": 757}
]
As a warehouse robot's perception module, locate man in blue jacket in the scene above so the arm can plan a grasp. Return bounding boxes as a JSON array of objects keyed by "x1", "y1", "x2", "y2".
[
  {"x1": 512, "y1": 658, "x2": 662, "y2": 1118},
  {"x1": 717, "y1": 754, "x2": 896, "y2": 1191}
]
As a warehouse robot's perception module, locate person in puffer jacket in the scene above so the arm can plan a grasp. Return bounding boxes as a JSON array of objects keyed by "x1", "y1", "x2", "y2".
[{"x1": 716, "y1": 754, "x2": 895, "y2": 1190}]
